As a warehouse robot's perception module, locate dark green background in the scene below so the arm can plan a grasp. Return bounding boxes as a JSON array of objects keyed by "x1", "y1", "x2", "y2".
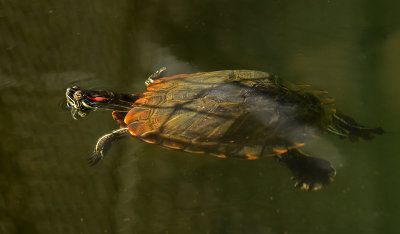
[{"x1": 1, "y1": 0, "x2": 399, "y2": 233}]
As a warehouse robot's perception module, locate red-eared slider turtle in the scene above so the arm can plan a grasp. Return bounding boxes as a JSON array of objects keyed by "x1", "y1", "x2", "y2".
[{"x1": 66, "y1": 68, "x2": 383, "y2": 190}]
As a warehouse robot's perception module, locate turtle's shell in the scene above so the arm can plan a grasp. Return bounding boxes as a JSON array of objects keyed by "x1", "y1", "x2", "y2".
[{"x1": 117, "y1": 70, "x2": 335, "y2": 159}]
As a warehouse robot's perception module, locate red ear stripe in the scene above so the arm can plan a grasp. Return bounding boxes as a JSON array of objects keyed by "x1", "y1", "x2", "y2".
[{"x1": 87, "y1": 96, "x2": 109, "y2": 101}]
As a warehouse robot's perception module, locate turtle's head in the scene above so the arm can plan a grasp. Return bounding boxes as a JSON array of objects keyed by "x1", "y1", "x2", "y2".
[
  {"x1": 66, "y1": 86, "x2": 115, "y2": 119},
  {"x1": 66, "y1": 86, "x2": 138, "y2": 120}
]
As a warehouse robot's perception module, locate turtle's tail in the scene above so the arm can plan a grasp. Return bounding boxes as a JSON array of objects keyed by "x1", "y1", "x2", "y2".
[{"x1": 327, "y1": 112, "x2": 383, "y2": 141}]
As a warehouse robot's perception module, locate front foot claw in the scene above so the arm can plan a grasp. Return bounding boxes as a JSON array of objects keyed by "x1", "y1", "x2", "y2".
[
  {"x1": 145, "y1": 67, "x2": 167, "y2": 86},
  {"x1": 88, "y1": 128, "x2": 130, "y2": 166},
  {"x1": 88, "y1": 151, "x2": 103, "y2": 166}
]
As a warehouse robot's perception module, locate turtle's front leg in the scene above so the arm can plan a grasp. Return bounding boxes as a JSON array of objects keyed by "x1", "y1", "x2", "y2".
[
  {"x1": 89, "y1": 128, "x2": 131, "y2": 165},
  {"x1": 145, "y1": 67, "x2": 167, "y2": 86}
]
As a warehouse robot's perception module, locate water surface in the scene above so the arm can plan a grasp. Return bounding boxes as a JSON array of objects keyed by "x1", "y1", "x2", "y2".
[{"x1": 1, "y1": 0, "x2": 399, "y2": 233}]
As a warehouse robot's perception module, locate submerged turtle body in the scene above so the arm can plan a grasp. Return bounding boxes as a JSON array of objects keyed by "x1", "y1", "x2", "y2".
[
  {"x1": 122, "y1": 70, "x2": 333, "y2": 159},
  {"x1": 66, "y1": 69, "x2": 383, "y2": 191}
]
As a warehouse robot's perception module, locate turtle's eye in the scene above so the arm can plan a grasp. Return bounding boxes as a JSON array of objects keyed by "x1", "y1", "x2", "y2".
[{"x1": 74, "y1": 91, "x2": 83, "y2": 101}]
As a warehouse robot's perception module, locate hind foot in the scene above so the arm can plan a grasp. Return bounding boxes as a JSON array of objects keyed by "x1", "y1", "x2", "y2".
[{"x1": 279, "y1": 149, "x2": 336, "y2": 191}]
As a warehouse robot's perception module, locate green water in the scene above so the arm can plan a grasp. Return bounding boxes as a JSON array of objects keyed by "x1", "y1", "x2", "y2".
[{"x1": 1, "y1": 0, "x2": 399, "y2": 233}]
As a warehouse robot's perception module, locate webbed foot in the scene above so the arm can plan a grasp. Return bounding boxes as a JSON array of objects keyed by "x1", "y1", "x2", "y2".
[{"x1": 278, "y1": 149, "x2": 336, "y2": 191}]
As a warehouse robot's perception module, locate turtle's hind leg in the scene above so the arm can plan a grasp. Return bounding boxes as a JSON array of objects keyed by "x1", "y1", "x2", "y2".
[
  {"x1": 328, "y1": 112, "x2": 383, "y2": 141},
  {"x1": 278, "y1": 149, "x2": 336, "y2": 191},
  {"x1": 89, "y1": 128, "x2": 131, "y2": 166}
]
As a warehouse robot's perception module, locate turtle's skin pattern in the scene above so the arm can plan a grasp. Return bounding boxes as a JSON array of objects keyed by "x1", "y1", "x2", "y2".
[{"x1": 66, "y1": 69, "x2": 383, "y2": 191}]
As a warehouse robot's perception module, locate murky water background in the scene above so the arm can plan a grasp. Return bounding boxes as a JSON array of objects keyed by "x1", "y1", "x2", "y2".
[{"x1": 1, "y1": 0, "x2": 400, "y2": 233}]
